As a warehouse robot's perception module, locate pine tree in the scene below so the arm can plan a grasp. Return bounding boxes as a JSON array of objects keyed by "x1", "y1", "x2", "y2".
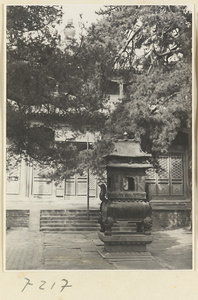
[
  {"x1": 7, "y1": 5, "x2": 192, "y2": 183},
  {"x1": 85, "y1": 5, "x2": 192, "y2": 178},
  {"x1": 6, "y1": 5, "x2": 107, "y2": 179}
]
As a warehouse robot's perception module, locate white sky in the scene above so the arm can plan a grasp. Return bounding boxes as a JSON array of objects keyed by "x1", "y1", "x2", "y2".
[
  {"x1": 61, "y1": 4, "x2": 192, "y2": 25},
  {"x1": 62, "y1": 4, "x2": 104, "y2": 24},
  {"x1": 58, "y1": 4, "x2": 104, "y2": 38},
  {"x1": 57, "y1": 4, "x2": 192, "y2": 40}
]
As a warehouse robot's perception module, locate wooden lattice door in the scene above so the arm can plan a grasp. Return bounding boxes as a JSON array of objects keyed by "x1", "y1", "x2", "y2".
[
  {"x1": 32, "y1": 167, "x2": 53, "y2": 195},
  {"x1": 146, "y1": 153, "x2": 184, "y2": 197},
  {"x1": 170, "y1": 154, "x2": 183, "y2": 195}
]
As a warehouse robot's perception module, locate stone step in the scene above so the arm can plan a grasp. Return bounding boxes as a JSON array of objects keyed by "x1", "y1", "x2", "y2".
[
  {"x1": 40, "y1": 224, "x2": 99, "y2": 228},
  {"x1": 40, "y1": 209, "x2": 100, "y2": 232},
  {"x1": 40, "y1": 221, "x2": 98, "y2": 226},
  {"x1": 40, "y1": 229, "x2": 137, "y2": 234},
  {"x1": 40, "y1": 219, "x2": 136, "y2": 226},
  {"x1": 39, "y1": 219, "x2": 136, "y2": 224},
  {"x1": 40, "y1": 218, "x2": 98, "y2": 222},
  {"x1": 40, "y1": 219, "x2": 99, "y2": 223},
  {"x1": 40, "y1": 220, "x2": 135, "y2": 225},
  {"x1": 39, "y1": 209, "x2": 137, "y2": 232},
  {"x1": 40, "y1": 216, "x2": 99, "y2": 220},
  {"x1": 40, "y1": 226, "x2": 100, "y2": 232},
  {"x1": 40, "y1": 210, "x2": 99, "y2": 215},
  {"x1": 40, "y1": 224, "x2": 136, "y2": 230},
  {"x1": 40, "y1": 215, "x2": 99, "y2": 219},
  {"x1": 41, "y1": 230, "x2": 99, "y2": 234},
  {"x1": 40, "y1": 210, "x2": 98, "y2": 212},
  {"x1": 40, "y1": 216, "x2": 99, "y2": 221},
  {"x1": 40, "y1": 227, "x2": 137, "y2": 232}
]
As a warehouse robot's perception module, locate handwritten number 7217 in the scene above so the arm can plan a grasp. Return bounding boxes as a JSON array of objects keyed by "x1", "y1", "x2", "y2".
[{"x1": 21, "y1": 278, "x2": 72, "y2": 292}]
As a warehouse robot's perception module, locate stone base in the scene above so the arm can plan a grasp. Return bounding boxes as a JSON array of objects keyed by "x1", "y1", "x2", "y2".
[
  {"x1": 97, "y1": 248, "x2": 153, "y2": 260},
  {"x1": 98, "y1": 232, "x2": 153, "y2": 253}
]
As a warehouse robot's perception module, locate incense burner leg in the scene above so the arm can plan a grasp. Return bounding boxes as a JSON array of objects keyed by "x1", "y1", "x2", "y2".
[
  {"x1": 100, "y1": 217, "x2": 114, "y2": 235},
  {"x1": 103, "y1": 217, "x2": 114, "y2": 236},
  {"x1": 143, "y1": 217, "x2": 152, "y2": 235},
  {"x1": 98, "y1": 215, "x2": 114, "y2": 235}
]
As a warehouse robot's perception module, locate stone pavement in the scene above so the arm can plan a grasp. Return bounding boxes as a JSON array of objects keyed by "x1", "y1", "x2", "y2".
[{"x1": 5, "y1": 227, "x2": 192, "y2": 271}]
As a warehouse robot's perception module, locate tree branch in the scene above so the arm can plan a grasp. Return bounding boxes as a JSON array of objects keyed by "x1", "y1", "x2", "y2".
[
  {"x1": 114, "y1": 26, "x2": 142, "y2": 64},
  {"x1": 154, "y1": 45, "x2": 180, "y2": 57},
  {"x1": 8, "y1": 19, "x2": 57, "y2": 33}
]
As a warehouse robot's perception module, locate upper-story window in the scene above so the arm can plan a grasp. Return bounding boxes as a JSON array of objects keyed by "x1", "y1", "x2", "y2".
[{"x1": 106, "y1": 81, "x2": 120, "y2": 95}]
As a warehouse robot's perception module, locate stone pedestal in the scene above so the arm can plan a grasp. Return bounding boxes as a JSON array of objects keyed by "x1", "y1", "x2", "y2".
[{"x1": 98, "y1": 232, "x2": 153, "y2": 253}]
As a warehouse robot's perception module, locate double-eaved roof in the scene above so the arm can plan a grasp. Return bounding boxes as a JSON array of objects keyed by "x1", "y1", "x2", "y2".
[{"x1": 103, "y1": 139, "x2": 152, "y2": 158}]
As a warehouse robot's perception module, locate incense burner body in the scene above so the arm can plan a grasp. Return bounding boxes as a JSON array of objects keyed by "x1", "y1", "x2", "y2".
[{"x1": 98, "y1": 139, "x2": 153, "y2": 236}]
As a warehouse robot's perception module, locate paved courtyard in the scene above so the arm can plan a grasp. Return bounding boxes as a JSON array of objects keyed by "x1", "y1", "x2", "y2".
[{"x1": 5, "y1": 227, "x2": 192, "y2": 271}]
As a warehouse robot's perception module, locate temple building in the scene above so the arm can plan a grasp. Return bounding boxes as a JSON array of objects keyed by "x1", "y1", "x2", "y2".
[{"x1": 6, "y1": 78, "x2": 192, "y2": 230}]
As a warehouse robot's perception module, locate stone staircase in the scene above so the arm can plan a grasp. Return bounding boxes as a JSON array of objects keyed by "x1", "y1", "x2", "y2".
[
  {"x1": 40, "y1": 209, "x2": 137, "y2": 233},
  {"x1": 40, "y1": 210, "x2": 100, "y2": 233}
]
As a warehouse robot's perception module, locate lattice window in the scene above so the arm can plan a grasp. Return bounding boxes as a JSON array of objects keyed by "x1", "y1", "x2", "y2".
[
  {"x1": 158, "y1": 156, "x2": 169, "y2": 179},
  {"x1": 33, "y1": 166, "x2": 51, "y2": 177},
  {"x1": 171, "y1": 155, "x2": 183, "y2": 179},
  {"x1": 145, "y1": 153, "x2": 184, "y2": 197},
  {"x1": 33, "y1": 166, "x2": 52, "y2": 195},
  {"x1": 146, "y1": 168, "x2": 156, "y2": 180},
  {"x1": 7, "y1": 167, "x2": 20, "y2": 181}
]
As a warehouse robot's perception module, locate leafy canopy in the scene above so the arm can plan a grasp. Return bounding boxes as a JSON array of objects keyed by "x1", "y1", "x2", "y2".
[
  {"x1": 7, "y1": 5, "x2": 192, "y2": 181},
  {"x1": 85, "y1": 5, "x2": 192, "y2": 177},
  {"x1": 7, "y1": 5, "x2": 107, "y2": 178}
]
